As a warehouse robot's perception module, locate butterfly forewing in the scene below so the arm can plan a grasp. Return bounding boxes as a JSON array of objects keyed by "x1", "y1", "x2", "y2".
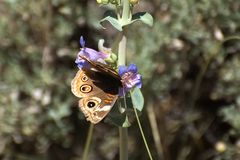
[
  {"x1": 79, "y1": 55, "x2": 121, "y2": 81},
  {"x1": 71, "y1": 62, "x2": 122, "y2": 124},
  {"x1": 71, "y1": 70, "x2": 107, "y2": 98}
]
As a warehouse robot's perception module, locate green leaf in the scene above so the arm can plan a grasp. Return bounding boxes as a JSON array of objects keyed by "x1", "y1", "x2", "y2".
[
  {"x1": 100, "y1": 16, "x2": 122, "y2": 31},
  {"x1": 106, "y1": 97, "x2": 133, "y2": 127},
  {"x1": 131, "y1": 12, "x2": 154, "y2": 27},
  {"x1": 130, "y1": 87, "x2": 144, "y2": 111},
  {"x1": 106, "y1": 110, "x2": 131, "y2": 128},
  {"x1": 107, "y1": 113, "x2": 131, "y2": 128},
  {"x1": 100, "y1": 11, "x2": 122, "y2": 31}
]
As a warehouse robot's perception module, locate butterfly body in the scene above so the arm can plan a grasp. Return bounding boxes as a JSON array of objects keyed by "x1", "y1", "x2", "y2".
[{"x1": 71, "y1": 57, "x2": 122, "y2": 124}]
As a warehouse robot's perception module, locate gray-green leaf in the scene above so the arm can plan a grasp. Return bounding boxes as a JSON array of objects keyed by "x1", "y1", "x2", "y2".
[
  {"x1": 130, "y1": 87, "x2": 144, "y2": 111},
  {"x1": 100, "y1": 16, "x2": 122, "y2": 31},
  {"x1": 132, "y1": 12, "x2": 154, "y2": 27}
]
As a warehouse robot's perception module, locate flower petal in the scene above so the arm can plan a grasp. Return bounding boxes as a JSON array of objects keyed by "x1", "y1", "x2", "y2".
[
  {"x1": 75, "y1": 47, "x2": 109, "y2": 69},
  {"x1": 80, "y1": 36, "x2": 85, "y2": 48},
  {"x1": 127, "y1": 64, "x2": 138, "y2": 73},
  {"x1": 134, "y1": 74, "x2": 142, "y2": 88},
  {"x1": 75, "y1": 56, "x2": 90, "y2": 69},
  {"x1": 118, "y1": 65, "x2": 127, "y2": 76},
  {"x1": 78, "y1": 49, "x2": 89, "y2": 57},
  {"x1": 84, "y1": 48, "x2": 108, "y2": 60}
]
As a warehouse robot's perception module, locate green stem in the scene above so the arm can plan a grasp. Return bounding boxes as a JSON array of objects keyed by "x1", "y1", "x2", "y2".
[
  {"x1": 122, "y1": 0, "x2": 130, "y2": 22},
  {"x1": 82, "y1": 123, "x2": 94, "y2": 160},
  {"x1": 118, "y1": 32, "x2": 127, "y2": 65},
  {"x1": 118, "y1": 28, "x2": 128, "y2": 160},
  {"x1": 119, "y1": 127, "x2": 128, "y2": 160},
  {"x1": 223, "y1": 36, "x2": 240, "y2": 42},
  {"x1": 117, "y1": 1, "x2": 131, "y2": 159},
  {"x1": 134, "y1": 107, "x2": 153, "y2": 160}
]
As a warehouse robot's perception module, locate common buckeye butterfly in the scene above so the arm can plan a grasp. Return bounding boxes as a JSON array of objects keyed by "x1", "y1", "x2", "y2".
[{"x1": 71, "y1": 56, "x2": 122, "y2": 124}]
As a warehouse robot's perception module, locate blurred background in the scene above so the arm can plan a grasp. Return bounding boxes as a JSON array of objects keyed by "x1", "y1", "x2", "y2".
[{"x1": 0, "y1": 0, "x2": 240, "y2": 160}]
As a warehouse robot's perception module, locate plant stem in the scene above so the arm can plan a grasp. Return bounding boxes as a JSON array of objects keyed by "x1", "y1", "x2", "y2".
[
  {"x1": 189, "y1": 57, "x2": 211, "y2": 109},
  {"x1": 147, "y1": 101, "x2": 164, "y2": 160},
  {"x1": 118, "y1": 29, "x2": 128, "y2": 160},
  {"x1": 117, "y1": 0, "x2": 130, "y2": 159},
  {"x1": 82, "y1": 123, "x2": 94, "y2": 160},
  {"x1": 118, "y1": 32, "x2": 127, "y2": 65},
  {"x1": 134, "y1": 107, "x2": 153, "y2": 160},
  {"x1": 189, "y1": 42, "x2": 221, "y2": 109},
  {"x1": 119, "y1": 127, "x2": 128, "y2": 160},
  {"x1": 122, "y1": 0, "x2": 130, "y2": 23}
]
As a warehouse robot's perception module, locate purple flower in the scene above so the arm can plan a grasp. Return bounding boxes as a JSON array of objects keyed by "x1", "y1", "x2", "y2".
[
  {"x1": 75, "y1": 36, "x2": 109, "y2": 69},
  {"x1": 118, "y1": 64, "x2": 142, "y2": 96}
]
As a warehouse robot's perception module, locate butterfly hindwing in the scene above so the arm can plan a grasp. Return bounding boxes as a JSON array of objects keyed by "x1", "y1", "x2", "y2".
[{"x1": 79, "y1": 92, "x2": 118, "y2": 124}]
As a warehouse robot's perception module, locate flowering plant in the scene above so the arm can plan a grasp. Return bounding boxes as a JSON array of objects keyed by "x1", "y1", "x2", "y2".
[
  {"x1": 72, "y1": 0, "x2": 153, "y2": 159},
  {"x1": 75, "y1": 36, "x2": 142, "y2": 96}
]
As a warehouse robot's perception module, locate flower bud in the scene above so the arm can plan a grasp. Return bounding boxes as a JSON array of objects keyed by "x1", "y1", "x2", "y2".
[
  {"x1": 110, "y1": 0, "x2": 119, "y2": 5},
  {"x1": 130, "y1": 0, "x2": 139, "y2": 5},
  {"x1": 215, "y1": 141, "x2": 226, "y2": 153},
  {"x1": 105, "y1": 53, "x2": 117, "y2": 64},
  {"x1": 110, "y1": 53, "x2": 117, "y2": 61},
  {"x1": 96, "y1": 0, "x2": 109, "y2": 4}
]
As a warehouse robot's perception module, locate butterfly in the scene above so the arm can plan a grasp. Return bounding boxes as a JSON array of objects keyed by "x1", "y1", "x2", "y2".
[{"x1": 71, "y1": 56, "x2": 122, "y2": 124}]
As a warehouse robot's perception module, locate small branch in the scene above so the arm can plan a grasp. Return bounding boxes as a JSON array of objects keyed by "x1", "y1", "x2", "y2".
[
  {"x1": 82, "y1": 123, "x2": 94, "y2": 160},
  {"x1": 189, "y1": 42, "x2": 221, "y2": 109}
]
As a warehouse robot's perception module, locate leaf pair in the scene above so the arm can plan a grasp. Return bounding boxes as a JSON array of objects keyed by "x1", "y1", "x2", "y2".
[{"x1": 100, "y1": 11, "x2": 153, "y2": 31}]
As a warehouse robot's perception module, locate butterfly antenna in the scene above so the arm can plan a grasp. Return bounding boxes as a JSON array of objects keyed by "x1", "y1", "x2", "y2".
[{"x1": 79, "y1": 55, "x2": 93, "y2": 64}]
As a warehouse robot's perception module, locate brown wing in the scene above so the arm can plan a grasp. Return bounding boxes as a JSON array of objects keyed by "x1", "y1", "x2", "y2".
[
  {"x1": 71, "y1": 69, "x2": 121, "y2": 124},
  {"x1": 79, "y1": 55, "x2": 121, "y2": 81},
  {"x1": 79, "y1": 92, "x2": 118, "y2": 124},
  {"x1": 71, "y1": 70, "x2": 103, "y2": 98}
]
